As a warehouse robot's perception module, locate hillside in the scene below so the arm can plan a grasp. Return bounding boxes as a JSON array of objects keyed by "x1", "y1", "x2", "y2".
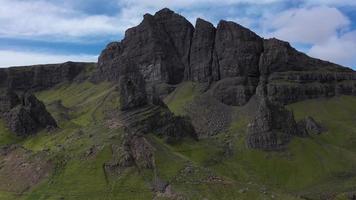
[{"x1": 0, "y1": 8, "x2": 356, "y2": 200}]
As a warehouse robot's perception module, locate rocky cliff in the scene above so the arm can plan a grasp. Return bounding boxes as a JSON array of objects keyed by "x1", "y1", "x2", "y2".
[
  {"x1": 94, "y1": 8, "x2": 356, "y2": 106},
  {"x1": 117, "y1": 59, "x2": 197, "y2": 143},
  {"x1": 0, "y1": 62, "x2": 92, "y2": 91}
]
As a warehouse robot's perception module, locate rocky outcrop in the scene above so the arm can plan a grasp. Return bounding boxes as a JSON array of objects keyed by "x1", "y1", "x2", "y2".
[
  {"x1": 188, "y1": 18, "x2": 216, "y2": 82},
  {"x1": 118, "y1": 60, "x2": 197, "y2": 143},
  {"x1": 93, "y1": 8, "x2": 194, "y2": 86},
  {"x1": 119, "y1": 67, "x2": 148, "y2": 111},
  {"x1": 120, "y1": 134, "x2": 155, "y2": 169},
  {"x1": 0, "y1": 62, "x2": 90, "y2": 91},
  {"x1": 0, "y1": 90, "x2": 20, "y2": 113},
  {"x1": 246, "y1": 92, "x2": 300, "y2": 150},
  {"x1": 2, "y1": 92, "x2": 57, "y2": 137},
  {"x1": 297, "y1": 116, "x2": 325, "y2": 135},
  {"x1": 213, "y1": 20, "x2": 263, "y2": 80}
]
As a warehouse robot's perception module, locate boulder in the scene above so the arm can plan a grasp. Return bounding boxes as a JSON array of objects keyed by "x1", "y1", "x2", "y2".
[{"x1": 297, "y1": 116, "x2": 324, "y2": 135}]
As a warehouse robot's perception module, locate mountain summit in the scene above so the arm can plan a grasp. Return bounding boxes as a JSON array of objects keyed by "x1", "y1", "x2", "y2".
[{"x1": 0, "y1": 8, "x2": 356, "y2": 200}]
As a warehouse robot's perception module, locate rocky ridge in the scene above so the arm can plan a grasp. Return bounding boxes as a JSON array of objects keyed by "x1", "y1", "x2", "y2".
[
  {"x1": 94, "y1": 8, "x2": 356, "y2": 106},
  {"x1": 0, "y1": 62, "x2": 92, "y2": 91}
]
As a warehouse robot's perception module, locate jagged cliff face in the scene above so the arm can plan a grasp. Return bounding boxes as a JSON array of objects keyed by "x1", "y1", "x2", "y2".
[{"x1": 94, "y1": 8, "x2": 356, "y2": 106}]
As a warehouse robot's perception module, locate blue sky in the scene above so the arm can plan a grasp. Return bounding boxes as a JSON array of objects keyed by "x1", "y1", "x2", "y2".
[{"x1": 0, "y1": 0, "x2": 355, "y2": 69}]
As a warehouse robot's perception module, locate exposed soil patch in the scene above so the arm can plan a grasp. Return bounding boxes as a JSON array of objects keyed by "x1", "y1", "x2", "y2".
[{"x1": 0, "y1": 145, "x2": 52, "y2": 194}]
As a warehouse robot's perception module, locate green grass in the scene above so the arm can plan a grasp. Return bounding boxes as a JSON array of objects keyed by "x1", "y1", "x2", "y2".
[
  {"x1": 0, "y1": 119, "x2": 22, "y2": 146},
  {"x1": 2, "y1": 80, "x2": 356, "y2": 200},
  {"x1": 164, "y1": 82, "x2": 199, "y2": 115}
]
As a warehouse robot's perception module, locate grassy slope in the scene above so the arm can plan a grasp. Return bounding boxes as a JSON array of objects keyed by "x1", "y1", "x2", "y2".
[
  {"x1": 164, "y1": 83, "x2": 356, "y2": 199},
  {"x1": 0, "y1": 81, "x2": 355, "y2": 199}
]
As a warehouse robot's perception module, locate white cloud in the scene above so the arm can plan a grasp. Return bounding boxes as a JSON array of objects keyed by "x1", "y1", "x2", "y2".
[
  {"x1": 308, "y1": 31, "x2": 356, "y2": 68},
  {"x1": 0, "y1": 0, "x2": 121, "y2": 39},
  {"x1": 262, "y1": 6, "x2": 350, "y2": 44},
  {"x1": 261, "y1": 6, "x2": 356, "y2": 68},
  {"x1": 0, "y1": 50, "x2": 97, "y2": 67},
  {"x1": 117, "y1": 0, "x2": 282, "y2": 8},
  {"x1": 304, "y1": 0, "x2": 356, "y2": 6}
]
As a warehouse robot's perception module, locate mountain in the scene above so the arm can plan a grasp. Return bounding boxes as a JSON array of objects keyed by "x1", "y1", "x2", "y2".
[{"x1": 0, "y1": 8, "x2": 356, "y2": 200}]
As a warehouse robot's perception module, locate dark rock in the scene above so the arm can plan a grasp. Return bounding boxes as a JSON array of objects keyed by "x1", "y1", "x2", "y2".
[
  {"x1": 267, "y1": 71, "x2": 356, "y2": 104},
  {"x1": 188, "y1": 18, "x2": 216, "y2": 82},
  {"x1": 213, "y1": 20, "x2": 263, "y2": 79},
  {"x1": 154, "y1": 8, "x2": 194, "y2": 72},
  {"x1": 4, "y1": 107, "x2": 38, "y2": 136},
  {"x1": 124, "y1": 134, "x2": 154, "y2": 169},
  {"x1": 207, "y1": 20, "x2": 263, "y2": 105},
  {"x1": 94, "y1": 8, "x2": 193, "y2": 86},
  {"x1": 0, "y1": 90, "x2": 20, "y2": 113},
  {"x1": 297, "y1": 116, "x2": 324, "y2": 135},
  {"x1": 259, "y1": 38, "x2": 351, "y2": 75},
  {"x1": 21, "y1": 93, "x2": 57, "y2": 128},
  {"x1": 3, "y1": 92, "x2": 57, "y2": 137},
  {"x1": 117, "y1": 55, "x2": 197, "y2": 142},
  {"x1": 212, "y1": 77, "x2": 257, "y2": 106},
  {"x1": 119, "y1": 65, "x2": 148, "y2": 111},
  {"x1": 95, "y1": 42, "x2": 123, "y2": 82},
  {"x1": 246, "y1": 97, "x2": 299, "y2": 150},
  {"x1": 0, "y1": 62, "x2": 90, "y2": 91}
]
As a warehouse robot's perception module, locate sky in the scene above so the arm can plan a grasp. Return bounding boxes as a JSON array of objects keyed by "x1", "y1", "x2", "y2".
[{"x1": 0, "y1": 0, "x2": 355, "y2": 69}]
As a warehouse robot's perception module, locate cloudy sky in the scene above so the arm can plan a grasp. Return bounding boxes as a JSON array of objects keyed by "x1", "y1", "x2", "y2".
[{"x1": 0, "y1": 0, "x2": 355, "y2": 69}]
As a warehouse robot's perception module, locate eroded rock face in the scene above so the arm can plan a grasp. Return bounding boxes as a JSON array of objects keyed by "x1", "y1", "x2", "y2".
[
  {"x1": 94, "y1": 8, "x2": 193, "y2": 85},
  {"x1": 2, "y1": 92, "x2": 57, "y2": 137},
  {"x1": 119, "y1": 70, "x2": 148, "y2": 111},
  {"x1": 120, "y1": 134, "x2": 155, "y2": 169},
  {"x1": 267, "y1": 71, "x2": 356, "y2": 104},
  {"x1": 118, "y1": 58, "x2": 197, "y2": 142},
  {"x1": 0, "y1": 62, "x2": 89, "y2": 91},
  {"x1": 246, "y1": 97, "x2": 299, "y2": 150},
  {"x1": 213, "y1": 20, "x2": 263, "y2": 79},
  {"x1": 0, "y1": 90, "x2": 20, "y2": 113},
  {"x1": 188, "y1": 18, "x2": 216, "y2": 82}
]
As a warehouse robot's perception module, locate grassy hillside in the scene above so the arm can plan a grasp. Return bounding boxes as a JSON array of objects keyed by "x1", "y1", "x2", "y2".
[{"x1": 0, "y1": 81, "x2": 355, "y2": 199}]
